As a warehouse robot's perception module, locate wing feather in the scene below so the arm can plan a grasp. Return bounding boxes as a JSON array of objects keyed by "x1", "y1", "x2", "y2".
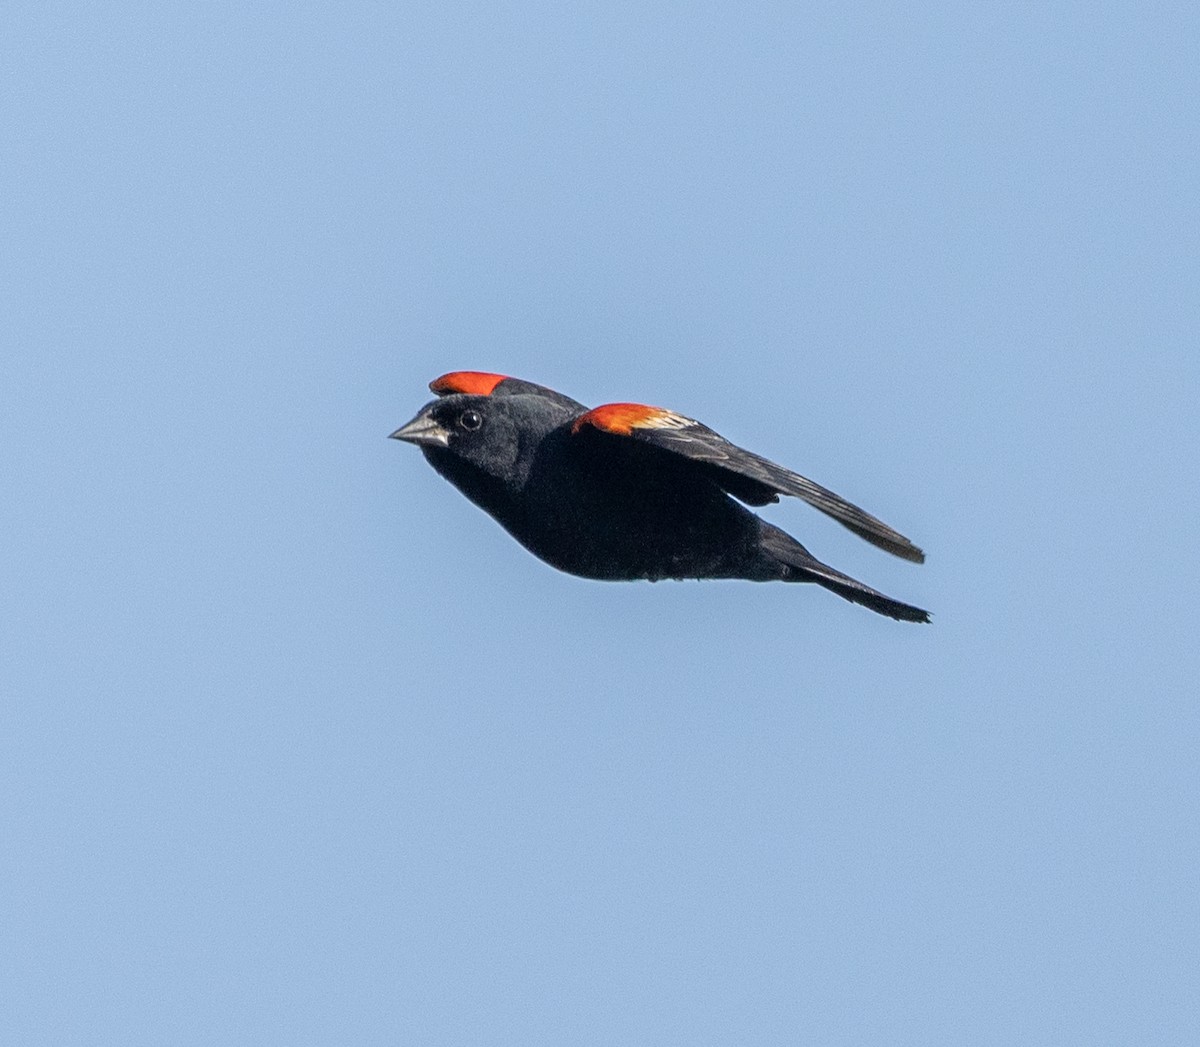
[{"x1": 573, "y1": 403, "x2": 925, "y2": 563}]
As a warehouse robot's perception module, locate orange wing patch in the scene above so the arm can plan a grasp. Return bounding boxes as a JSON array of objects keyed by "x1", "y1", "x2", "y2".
[
  {"x1": 571, "y1": 403, "x2": 696, "y2": 436},
  {"x1": 429, "y1": 371, "x2": 509, "y2": 396}
]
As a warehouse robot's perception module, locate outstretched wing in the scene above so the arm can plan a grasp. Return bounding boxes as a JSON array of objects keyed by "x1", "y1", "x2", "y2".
[
  {"x1": 572, "y1": 403, "x2": 925, "y2": 563},
  {"x1": 429, "y1": 371, "x2": 586, "y2": 410}
]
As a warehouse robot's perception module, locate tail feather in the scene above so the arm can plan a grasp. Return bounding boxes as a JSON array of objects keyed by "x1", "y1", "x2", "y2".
[{"x1": 759, "y1": 524, "x2": 930, "y2": 624}]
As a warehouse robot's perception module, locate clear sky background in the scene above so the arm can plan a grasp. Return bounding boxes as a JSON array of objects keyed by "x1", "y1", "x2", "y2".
[{"x1": 3, "y1": 2, "x2": 1197, "y2": 1044}]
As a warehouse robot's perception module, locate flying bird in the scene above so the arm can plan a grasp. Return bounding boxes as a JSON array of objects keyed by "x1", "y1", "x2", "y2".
[{"x1": 390, "y1": 371, "x2": 929, "y2": 622}]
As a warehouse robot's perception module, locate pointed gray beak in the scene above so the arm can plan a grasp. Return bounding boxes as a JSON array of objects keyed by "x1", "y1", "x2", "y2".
[{"x1": 389, "y1": 412, "x2": 451, "y2": 448}]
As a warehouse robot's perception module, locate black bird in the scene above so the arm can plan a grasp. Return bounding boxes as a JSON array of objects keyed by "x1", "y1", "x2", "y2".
[{"x1": 391, "y1": 371, "x2": 929, "y2": 622}]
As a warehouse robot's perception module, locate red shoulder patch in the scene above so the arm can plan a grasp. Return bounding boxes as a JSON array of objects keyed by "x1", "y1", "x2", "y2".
[
  {"x1": 429, "y1": 371, "x2": 508, "y2": 396},
  {"x1": 571, "y1": 403, "x2": 695, "y2": 436}
]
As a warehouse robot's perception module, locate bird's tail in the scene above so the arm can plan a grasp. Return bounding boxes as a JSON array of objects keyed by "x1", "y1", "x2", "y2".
[{"x1": 759, "y1": 523, "x2": 930, "y2": 623}]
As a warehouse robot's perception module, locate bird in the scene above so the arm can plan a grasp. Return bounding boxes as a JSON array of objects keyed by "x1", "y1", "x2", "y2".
[{"x1": 390, "y1": 371, "x2": 929, "y2": 623}]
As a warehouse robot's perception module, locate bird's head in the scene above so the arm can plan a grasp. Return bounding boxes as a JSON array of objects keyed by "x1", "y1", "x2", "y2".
[{"x1": 390, "y1": 392, "x2": 574, "y2": 504}]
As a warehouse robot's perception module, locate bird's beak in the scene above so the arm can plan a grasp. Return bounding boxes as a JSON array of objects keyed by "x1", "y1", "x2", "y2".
[{"x1": 389, "y1": 412, "x2": 451, "y2": 447}]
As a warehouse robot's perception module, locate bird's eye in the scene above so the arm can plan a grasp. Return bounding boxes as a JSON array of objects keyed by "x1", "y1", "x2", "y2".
[{"x1": 458, "y1": 410, "x2": 483, "y2": 432}]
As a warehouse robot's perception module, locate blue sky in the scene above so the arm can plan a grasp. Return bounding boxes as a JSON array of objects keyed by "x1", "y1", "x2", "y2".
[{"x1": 3, "y1": 1, "x2": 1197, "y2": 1043}]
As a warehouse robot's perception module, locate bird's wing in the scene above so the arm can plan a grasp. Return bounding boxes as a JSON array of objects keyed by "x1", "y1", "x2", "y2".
[
  {"x1": 571, "y1": 403, "x2": 925, "y2": 563},
  {"x1": 430, "y1": 371, "x2": 586, "y2": 410}
]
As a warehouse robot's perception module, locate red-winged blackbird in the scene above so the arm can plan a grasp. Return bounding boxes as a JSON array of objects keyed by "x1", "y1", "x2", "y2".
[{"x1": 391, "y1": 371, "x2": 929, "y2": 622}]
